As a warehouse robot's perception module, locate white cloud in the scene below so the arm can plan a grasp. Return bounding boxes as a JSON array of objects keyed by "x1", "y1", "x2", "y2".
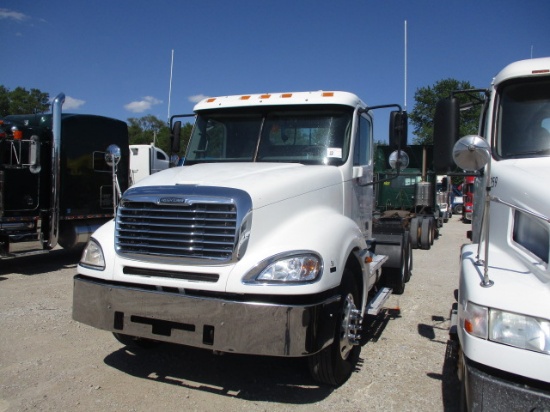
[
  {"x1": 189, "y1": 94, "x2": 209, "y2": 103},
  {"x1": 124, "y1": 96, "x2": 163, "y2": 113},
  {"x1": 63, "y1": 96, "x2": 86, "y2": 110},
  {"x1": 0, "y1": 8, "x2": 29, "y2": 22}
]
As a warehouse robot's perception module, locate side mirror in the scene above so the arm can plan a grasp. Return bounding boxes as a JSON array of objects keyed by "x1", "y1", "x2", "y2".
[
  {"x1": 105, "y1": 144, "x2": 121, "y2": 167},
  {"x1": 389, "y1": 111, "x2": 408, "y2": 149},
  {"x1": 453, "y1": 135, "x2": 490, "y2": 171},
  {"x1": 389, "y1": 149, "x2": 409, "y2": 170},
  {"x1": 171, "y1": 121, "x2": 182, "y2": 154},
  {"x1": 433, "y1": 98, "x2": 460, "y2": 173}
]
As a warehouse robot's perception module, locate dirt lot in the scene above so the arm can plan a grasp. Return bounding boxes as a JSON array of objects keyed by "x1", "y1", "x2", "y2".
[{"x1": 0, "y1": 216, "x2": 468, "y2": 412}]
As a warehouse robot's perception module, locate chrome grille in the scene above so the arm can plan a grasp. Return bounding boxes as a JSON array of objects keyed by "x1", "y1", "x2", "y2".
[{"x1": 115, "y1": 186, "x2": 252, "y2": 264}]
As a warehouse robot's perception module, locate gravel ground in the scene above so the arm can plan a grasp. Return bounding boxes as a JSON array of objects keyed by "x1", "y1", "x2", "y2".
[{"x1": 0, "y1": 215, "x2": 469, "y2": 412}]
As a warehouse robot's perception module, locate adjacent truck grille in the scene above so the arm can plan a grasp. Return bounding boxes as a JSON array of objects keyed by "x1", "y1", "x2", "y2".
[{"x1": 115, "y1": 186, "x2": 252, "y2": 264}]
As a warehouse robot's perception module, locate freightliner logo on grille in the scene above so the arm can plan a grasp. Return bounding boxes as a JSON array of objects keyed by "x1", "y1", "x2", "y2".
[{"x1": 158, "y1": 197, "x2": 189, "y2": 205}]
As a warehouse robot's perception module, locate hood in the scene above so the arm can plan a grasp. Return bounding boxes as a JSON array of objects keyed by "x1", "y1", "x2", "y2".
[{"x1": 131, "y1": 163, "x2": 344, "y2": 209}]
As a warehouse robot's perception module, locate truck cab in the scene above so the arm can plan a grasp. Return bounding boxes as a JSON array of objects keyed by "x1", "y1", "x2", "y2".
[
  {"x1": 73, "y1": 90, "x2": 409, "y2": 386},
  {"x1": 435, "y1": 57, "x2": 550, "y2": 409}
]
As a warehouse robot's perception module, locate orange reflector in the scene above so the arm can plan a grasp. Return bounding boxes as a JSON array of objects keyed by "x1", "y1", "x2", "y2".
[
  {"x1": 240, "y1": 95, "x2": 251, "y2": 100},
  {"x1": 281, "y1": 93, "x2": 293, "y2": 98},
  {"x1": 464, "y1": 319, "x2": 473, "y2": 334},
  {"x1": 260, "y1": 94, "x2": 271, "y2": 99},
  {"x1": 206, "y1": 98, "x2": 216, "y2": 103},
  {"x1": 364, "y1": 255, "x2": 373, "y2": 263},
  {"x1": 533, "y1": 69, "x2": 550, "y2": 74},
  {"x1": 322, "y1": 92, "x2": 334, "y2": 97},
  {"x1": 13, "y1": 130, "x2": 23, "y2": 140}
]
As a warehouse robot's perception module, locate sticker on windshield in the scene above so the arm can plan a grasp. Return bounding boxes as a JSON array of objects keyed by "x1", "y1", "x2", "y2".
[{"x1": 327, "y1": 148, "x2": 342, "y2": 158}]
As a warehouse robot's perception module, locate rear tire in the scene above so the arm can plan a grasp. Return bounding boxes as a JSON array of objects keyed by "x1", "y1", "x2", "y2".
[
  {"x1": 420, "y1": 218, "x2": 432, "y2": 249},
  {"x1": 309, "y1": 271, "x2": 361, "y2": 386},
  {"x1": 403, "y1": 231, "x2": 413, "y2": 282},
  {"x1": 382, "y1": 237, "x2": 406, "y2": 295},
  {"x1": 409, "y1": 217, "x2": 420, "y2": 249}
]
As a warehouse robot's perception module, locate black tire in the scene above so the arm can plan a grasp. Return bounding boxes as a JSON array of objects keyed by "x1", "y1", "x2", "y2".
[
  {"x1": 409, "y1": 217, "x2": 420, "y2": 249},
  {"x1": 113, "y1": 333, "x2": 160, "y2": 349},
  {"x1": 420, "y1": 218, "x2": 431, "y2": 249},
  {"x1": 453, "y1": 204, "x2": 463, "y2": 215},
  {"x1": 403, "y1": 231, "x2": 413, "y2": 282},
  {"x1": 308, "y1": 271, "x2": 361, "y2": 386},
  {"x1": 382, "y1": 238, "x2": 406, "y2": 294}
]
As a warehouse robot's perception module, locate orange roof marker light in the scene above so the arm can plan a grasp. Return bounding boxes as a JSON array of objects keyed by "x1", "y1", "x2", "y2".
[
  {"x1": 281, "y1": 93, "x2": 293, "y2": 98},
  {"x1": 260, "y1": 94, "x2": 271, "y2": 99},
  {"x1": 240, "y1": 95, "x2": 251, "y2": 100},
  {"x1": 206, "y1": 98, "x2": 216, "y2": 103},
  {"x1": 322, "y1": 92, "x2": 334, "y2": 97}
]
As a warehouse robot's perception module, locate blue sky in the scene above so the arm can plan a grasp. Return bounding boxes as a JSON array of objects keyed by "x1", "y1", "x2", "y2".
[{"x1": 2, "y1": 1, "x2": 550, "y2": 141}]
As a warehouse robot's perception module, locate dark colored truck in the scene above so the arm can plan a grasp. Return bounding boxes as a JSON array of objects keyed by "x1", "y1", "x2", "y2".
[{"x1": 0, "y1": 93, "x2": 129, "y2": 259}]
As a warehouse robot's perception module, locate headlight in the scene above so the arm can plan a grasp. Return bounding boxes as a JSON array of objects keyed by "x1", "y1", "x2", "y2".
[
  {"x1": 79, "y1": 238, "x2": 105, "y2": 270},
  {"x1": 243, "y1": 252, "x2": 322, "y2": 284},
  {"x1": 490, "y1": 309, "x2": 550, "y2": 354},
  {"x1": 463, "y1": 301, "x2": 550, "y2": 354}
]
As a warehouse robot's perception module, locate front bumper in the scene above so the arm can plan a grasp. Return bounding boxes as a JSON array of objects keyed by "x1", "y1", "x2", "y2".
[
  {"x1": 464, "y1": 357, "x2": 550, "y2": 411},
  {"x1": 73, "y1": 275, "x2": 339, "y2": 357}
]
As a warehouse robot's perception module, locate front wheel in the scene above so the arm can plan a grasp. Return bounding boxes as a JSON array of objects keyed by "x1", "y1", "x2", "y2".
[{"x1": 308, "y1": 271, "x2": 361, "y2": 386}]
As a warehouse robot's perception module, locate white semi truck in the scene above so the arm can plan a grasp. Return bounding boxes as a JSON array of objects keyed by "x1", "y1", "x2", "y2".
[
  {"x1": 129, "y1": 144, "x2": 170, "y2": 185},
  {"x1": 72, "y1": 91, "x2": 412, "y2": 386},
  {"x1": 434, "y1": 58, "x2": 550, "y2": 409}
]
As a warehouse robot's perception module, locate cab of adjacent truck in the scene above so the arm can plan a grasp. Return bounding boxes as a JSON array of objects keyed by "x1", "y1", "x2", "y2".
[{"x1": 435, "y1": 57, "x2": 550, "y2": 409}]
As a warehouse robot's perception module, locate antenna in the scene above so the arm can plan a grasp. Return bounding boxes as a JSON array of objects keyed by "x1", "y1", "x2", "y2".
[
  {"x1": 167, "y1": 49, "x2": 174, "y2": 122},
  {"x1": 404, "y1": 20, "x2": 407, "y2": 111}
]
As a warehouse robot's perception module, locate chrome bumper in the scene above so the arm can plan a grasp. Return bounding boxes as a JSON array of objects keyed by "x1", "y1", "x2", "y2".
[{"x1": 73, "y1": 275, "x2": 339, "y2": 357}]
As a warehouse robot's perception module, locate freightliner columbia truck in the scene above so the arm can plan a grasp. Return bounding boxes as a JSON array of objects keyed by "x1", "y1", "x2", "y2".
[
  {"x1": 72, "y1": 90, "x2": 412, "y2": 386},
  {"x1": 0, "y1": 94, "x2": 129, "y2": 259},
  {"x1": 434, "y1": 58, "x2": 550, "y2": 409}
]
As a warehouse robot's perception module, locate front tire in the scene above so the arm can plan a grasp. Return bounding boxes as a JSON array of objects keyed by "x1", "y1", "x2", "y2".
[{"x1": 309, "y1": 271, "x2": 361, "y2": 386}]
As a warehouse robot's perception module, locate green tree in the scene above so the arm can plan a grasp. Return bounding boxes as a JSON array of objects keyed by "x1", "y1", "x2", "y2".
[
  {"x1": 409, "y1": 78, "x2": 483, "y2": 145},
  {"x1": 0, "y1": 86, "x2": 50, "y2": 116}
]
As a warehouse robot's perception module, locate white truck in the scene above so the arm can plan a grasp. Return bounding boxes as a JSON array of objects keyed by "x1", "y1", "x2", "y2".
[
  {"x1": 129, "y1": 144, "x2": 170, "y2": 185},
  {"x1": 72, "y1": 91, "x2": 412, "y2": 386},
  {"x1": 434, "y1": 58, "x2": 550, "y2": 409}
]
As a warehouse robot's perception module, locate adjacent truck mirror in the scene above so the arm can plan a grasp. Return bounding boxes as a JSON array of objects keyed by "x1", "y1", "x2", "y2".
[
  {"x1": 433, "y1": 98, "x2": 460, "y2": 174},
  {"x1": 389, "y1": 111, "x2": 408, "y2": 149},
  {"x1": 105, "y1": 144, "x2": 121, "y2": 167},
  {"x1": 453, "y1": 135, "x2": 491, "y2": 171},
  {"x1": 171, "y1": 121, "x2": 182, "y2": 154},
  {"x1": 389, "y1": 150, "x2": 410, "y2": 170}
]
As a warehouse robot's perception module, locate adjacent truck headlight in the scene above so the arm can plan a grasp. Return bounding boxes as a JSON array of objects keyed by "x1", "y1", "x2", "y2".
[
  {"x1": 79, "y1": 238, "x2": 106, "y2": 270},
  {"x1": 243, "y1": 252, "x2": 322, "y2": 284},
  {"x1": 464, "y1": 301, "x2": 550, "y2": 354}
]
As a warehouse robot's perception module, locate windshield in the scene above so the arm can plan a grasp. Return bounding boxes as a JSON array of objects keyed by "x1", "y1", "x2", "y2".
[
  {"x1": 497, "y1": 78, "x2": 550, "y2": 158},
  {"x1": 185, "y1": 106, "x2": 353, "y2": 166}
]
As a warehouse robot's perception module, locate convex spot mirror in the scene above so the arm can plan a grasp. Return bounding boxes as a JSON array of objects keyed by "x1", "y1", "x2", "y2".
[
  {"x1": 453, "y1": 135, "x2": 491, "y2": 171},
  {"x1": 389, "y1": 150, "x2": 410, "y2": 170},
  {"x1": 105, "y1": 144, "x2": 121, "y2": 167}
]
